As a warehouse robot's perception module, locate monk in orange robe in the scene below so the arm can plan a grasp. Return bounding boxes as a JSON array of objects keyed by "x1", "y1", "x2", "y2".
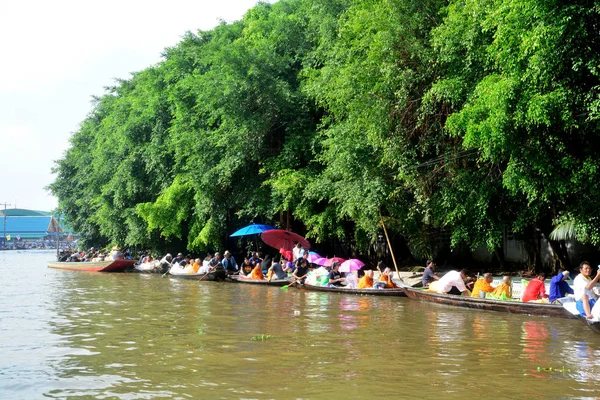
[
  {"x1": 491, "y1": 276, "x2": 512, "y2": 298},
  {"x1": 378, "y1": 267, "x2": 399, "y2": 288},
  {"x1": 250, "y1": 265, "x2": 265, "y2": 280},
  {"x1": 471, "y1": 273, "x2": 495, "y2": 298},
  {"x1": 357, "y1": 270, "x2": 374, "y2": 289}
]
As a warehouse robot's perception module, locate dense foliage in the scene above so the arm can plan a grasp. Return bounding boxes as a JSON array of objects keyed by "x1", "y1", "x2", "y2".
[{"x1": 50, "y1": 0, "x2": 600, "y2": 269}]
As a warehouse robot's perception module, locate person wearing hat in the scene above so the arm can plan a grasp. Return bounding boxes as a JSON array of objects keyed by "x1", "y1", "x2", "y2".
[
  {"x1": 222, "y1": 251, "x2": 238, "y2": 274},
  {"x1": 549, "y1": 268, "x2": 574, "y2": 303}
]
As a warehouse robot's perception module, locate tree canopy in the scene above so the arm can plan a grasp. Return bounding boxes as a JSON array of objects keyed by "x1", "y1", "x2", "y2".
[{"x1": 50, "y1": 0, "x2": 600, "y2": 269}]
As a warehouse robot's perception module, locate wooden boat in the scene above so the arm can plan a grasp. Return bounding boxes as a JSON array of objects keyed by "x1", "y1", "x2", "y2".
[
  {"x1": 303, "y1": 283, "x2": 407, "y2": 296},
  {"x1": 47, "y1": 259, "x2": 136, "y2": 272},
  {"x1": 228, "y1": 275, "x2": 292, "y2": 286},
  {"x1": 401, "y1": 285, "x2": 577, "y2": 319},
  {"x1": 168, "y1": 267, "x2": 226, "y2": 281}
]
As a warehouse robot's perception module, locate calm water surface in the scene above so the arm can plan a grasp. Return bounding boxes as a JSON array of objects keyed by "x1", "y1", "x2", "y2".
[{"x1": 1, "y1": 250, "x2": 600, "y2": 399}]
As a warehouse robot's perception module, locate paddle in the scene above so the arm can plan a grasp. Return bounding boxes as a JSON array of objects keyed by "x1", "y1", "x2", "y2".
[
  {"x1": 281, "y1": 275, "x2": 306, "y2": 290},
  {"x1": 199, "y1": 264, "x2": 219, "y2": 281}
]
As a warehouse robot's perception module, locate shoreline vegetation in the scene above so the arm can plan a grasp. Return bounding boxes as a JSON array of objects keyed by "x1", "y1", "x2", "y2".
[{"x1": 50, "y1": 0, "x2": 600, "y2": 273}]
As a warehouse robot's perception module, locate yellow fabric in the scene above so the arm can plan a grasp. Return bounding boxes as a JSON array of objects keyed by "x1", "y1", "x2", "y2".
[
  {"x1": 266, "y1": 269, "x2": 275, "y2": 281},
  {"x1": 191, "y1": 262, "x2": 201, "y2": 274},
  {"x1": 250, "y1": 266, "x2": 264, "y2": 280},
  {"x1": 379, "y1": 274, "x2": 398, "y2": 289},
  {"x1": 357, "y1": 275, "x2": 374, "y2": 289},
  {"x1": 492, "y1": 283, "x2": 511, "y2": 298},
  {"x1": 183, "y1": 265, "x2": 195, "y2": 274},
  {"x1": 471, "y1": 278, "x2": 495, "y2": 298}
]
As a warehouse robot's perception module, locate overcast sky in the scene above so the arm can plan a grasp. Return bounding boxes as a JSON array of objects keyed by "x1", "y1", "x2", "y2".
[{"x1": 0, "y1": 0, "x2": 267, "y2": 212}]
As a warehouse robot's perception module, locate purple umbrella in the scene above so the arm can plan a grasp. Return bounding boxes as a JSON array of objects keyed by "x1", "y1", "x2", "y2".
[{"x1": 307, "y1": 252, "x2": 322, "y2": 263}]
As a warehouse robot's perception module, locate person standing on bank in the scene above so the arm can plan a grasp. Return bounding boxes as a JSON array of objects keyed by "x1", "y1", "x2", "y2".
[{"x1": 422, "y1": 260, "x2": 440, "y2": 288}]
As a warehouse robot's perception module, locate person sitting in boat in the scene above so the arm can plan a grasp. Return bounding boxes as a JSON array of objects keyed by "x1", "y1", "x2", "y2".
[
  {"x1": 292, "y1": 258, "x2": 310, "y2": 285},
  {"x1": 357, "y1": 270, "x2": 374, "y2": 289},
  {"x1": 549, "y1": 268, "x2": 574, "y2": 303},
  {"x1": 110, "y1": 246, "x2": 122, "y2": 260},
  {"x1": 171, "y1": 253, "x2": 184, "y2": 266},
  {"x1": 422, "y1": 260, "x2": 440, "y2": 288},
  {"x1": 222, "y1": 251, "x2": 238, "y2": 274},
  {"x1": 240, "y1": 256, "x2": 253, "y2": 276},
  {"x1": 521, "y1": 272, "x2": 549, "y2": 302},
  {"x1": 573, "y1": 261, "x2": 600, "y2": 319},
  {"x1": 179, "y1": 254, "x2": 192, "y2": 267},
  {"x1": 429, "y1": 270, "x2": 469, "y2": 296},
  {"x1": 268, "y1": 258, "x2": 288, "y2": 280},
  {"x1": 491, "y1": 275, "x2": 512, "y2": 298},
  {"x1": 208, "y1": 252, "x2": 223, "y2": 269},
  {"x1": 184, "y1": 258, "x2": 202, "y2": 274},
  {"x1": 471, "y1": 273, "x2": 495, "y2": 298},
  {"x1": 249, "y1": 252, "x2": 262, "y2": 267},
  {"x1": 328, "y1": 261, "x2": 345, "y2": 287},
  {"x1": 249, "y1": 264, "x2": 265, "y2": 280},
  {"x1": 378, "y1": 267, "x2": 398, "y2": 288},
  {"x1": 158, "y1": 254, "x2": 172, "y2": 274}
]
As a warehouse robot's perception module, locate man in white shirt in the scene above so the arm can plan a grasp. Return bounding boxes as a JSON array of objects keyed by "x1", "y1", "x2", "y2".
[
  {"x1": 430, "y1": 269, "x2": 469, "y2": 296},
  {"x1": 573, "y1": 261, "x2": 600, "y2": 319}
]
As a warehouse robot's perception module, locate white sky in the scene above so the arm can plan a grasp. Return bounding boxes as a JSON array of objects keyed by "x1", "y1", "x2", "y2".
[{"x1": 0, "y1": 0, "x2": 268, "y2": 212}]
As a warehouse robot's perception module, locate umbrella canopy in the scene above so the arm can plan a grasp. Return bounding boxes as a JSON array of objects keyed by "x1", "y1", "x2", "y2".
[
  {"x1": 230, "y1": 224, "x2": 277, "y2": 237},
  {"x1": 313, "y1": 257, "x2": 327, "y2": 266},
  {"x1": 261, "y1": 229, "x2": 310, "y2": 251},
  {"x1": 307, "y1": 252, "x2": 322, "y2": 263},
  {"x1": 280, "y1": 248, "x2": 293, "y2": 261},
  {"x1": 339, "y1": 258, "x2": 365, "y2": 273},
  {"x1": 324, "y1": 257, "x2": 346, "y2": 267}
]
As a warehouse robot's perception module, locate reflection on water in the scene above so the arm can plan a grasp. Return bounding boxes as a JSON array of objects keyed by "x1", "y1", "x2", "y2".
[{"x1": 2, "y1": 251, "x2": 600, "y2": 399}]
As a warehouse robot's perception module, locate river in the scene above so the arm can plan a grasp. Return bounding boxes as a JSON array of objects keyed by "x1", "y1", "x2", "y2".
[{"x1": 1, "y1": 250, "x2": 599, "y2": 399}]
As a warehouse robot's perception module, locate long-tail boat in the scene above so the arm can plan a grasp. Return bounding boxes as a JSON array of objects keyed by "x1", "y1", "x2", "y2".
[
  {"x1": 47, "y1": 259, "x2": 136, "y2": 272},
  {"x1": 401, "y1": 285, "x2": 576, "y2": 319},
  {"x1": 228, "y1": 275, "x2": 292, "y2": 286},
  {"x1": 302, "y1": 283, "x2": 407, "y2": 297},
  {"x1": 168, "y1": 267, "x2": 226, "y2": 281}
]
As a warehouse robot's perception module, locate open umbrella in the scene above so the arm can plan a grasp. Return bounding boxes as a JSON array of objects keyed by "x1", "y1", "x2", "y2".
[
  {"x1": 339, "y1": 258, "x2": 364, "y2": 273},
  {"x1": 261, "y1": 229, "x2": 310, "y2": 251},
  {"x1": 323, "y1": 257, "x2": 346, "y2": 267},
  {"x1": 230, "y1": 224, "x2": 276, "y2": 237},
  {"x1": 280, "y1": 248, "x2": 293, "y2": 261},
  {"x1": 313, "y1": 257, "x2": 328, "y2": 266},
  {"x1": 306, "y1": 252, "x2": 322, "y2": 263}
]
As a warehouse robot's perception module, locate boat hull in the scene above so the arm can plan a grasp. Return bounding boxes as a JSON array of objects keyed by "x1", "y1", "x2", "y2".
[
  {"x1": 402, "y1": 286, "x2": 576, "y2": 319},
  {"x1": 228, "y1": 275, "x2": 292, "y2": 286},
  {"x1": 47, "y1": 260, "x2": 136, "y2": 272},
  {"x1": 168, "y1": 268, "x2": 226, "y2": 281},
  {"x1": 303, "y1": 283, "x2": 407, "y2": 296}
]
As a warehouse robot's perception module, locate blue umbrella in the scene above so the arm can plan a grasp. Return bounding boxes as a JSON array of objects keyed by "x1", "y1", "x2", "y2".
[{"x1": 230, "y1": 224, "x2": 276, "y2": 237}]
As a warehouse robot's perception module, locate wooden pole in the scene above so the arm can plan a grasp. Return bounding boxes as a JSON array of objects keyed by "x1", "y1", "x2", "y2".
[{"x1": 379, "y1": 210, "x2": 400, "y2": 280}]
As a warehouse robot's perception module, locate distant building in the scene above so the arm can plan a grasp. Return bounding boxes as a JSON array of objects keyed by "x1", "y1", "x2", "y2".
[{"x1": 0, "y1": 208, "x2": 72, "y2": 247}]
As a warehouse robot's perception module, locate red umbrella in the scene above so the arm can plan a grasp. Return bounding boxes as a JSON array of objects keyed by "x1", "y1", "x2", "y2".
[
  {"x1": 324, "y1": 257, "x2": 346, "y2": 267},
  {"x1": 279, "y1": 248, "x2": 294, "y2": 261},
  {"x1": 261, "y1": 229, "x2": 310, "y2": 251}
]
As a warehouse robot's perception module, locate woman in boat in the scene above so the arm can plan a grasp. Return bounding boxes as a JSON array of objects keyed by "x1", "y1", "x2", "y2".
[
  {"x1": 378, "y1": 267, "x2": 398, "y2": 288},
  {"x1": 471, "y1": 273, "x2": 495, "y2": 298},
  {"x1": 521, "y1": 272, "x2": 549, "y2": 302},
  {"x1": 292, "y1": 258, "x2": 309, "y2": 285},
  {"x1": 328, "y1": 262, "x2": 345, "y2": 287},
  {"x1": 357, "y1": 270, "x2": 374, "y2": 289}
]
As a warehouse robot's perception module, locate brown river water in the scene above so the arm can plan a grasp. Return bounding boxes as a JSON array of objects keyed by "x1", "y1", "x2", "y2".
[{"x1": 1, "y1": 250, "x2": 600, "y2": 399}]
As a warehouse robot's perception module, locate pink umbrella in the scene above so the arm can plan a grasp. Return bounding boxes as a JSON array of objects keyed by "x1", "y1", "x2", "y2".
[
  {"x1": 339, "y1": 259, "x2": 365, "y2": 273},
  {"x1": 307, "y1": 252, "x2": 322, "y2": 263},
  {"x1": 324, "y1": 257, "x2": 346, "y2": 267},
  {"x1": 313, "y1": 257, "x2": 328, "y2": 266}
]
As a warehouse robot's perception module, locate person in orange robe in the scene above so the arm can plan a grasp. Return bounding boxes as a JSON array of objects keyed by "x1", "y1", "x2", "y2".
[
  {"x1": 491, "y1": 276, "x2": 512, "y2": 298},
  {"x1": 357, "y1": 270, "x2": 374, "y2": 289},
  {"x1": 471, "y1": 273, "x2": 495, "y2": 298},
  {"x1": 250, "y1": 265, "x2": 265, "y2": 280},
  {"x1": 378, "y1": 267, "x2": 398, "y2": 288}
]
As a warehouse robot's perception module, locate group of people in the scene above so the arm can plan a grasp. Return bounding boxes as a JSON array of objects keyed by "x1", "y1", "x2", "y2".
[
  {"x1": 60, "y1": 246, "x2": 127, "y2": 262},
  {"x1": 421, "y1": 259, "x2": 600, "y2": 319}
]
